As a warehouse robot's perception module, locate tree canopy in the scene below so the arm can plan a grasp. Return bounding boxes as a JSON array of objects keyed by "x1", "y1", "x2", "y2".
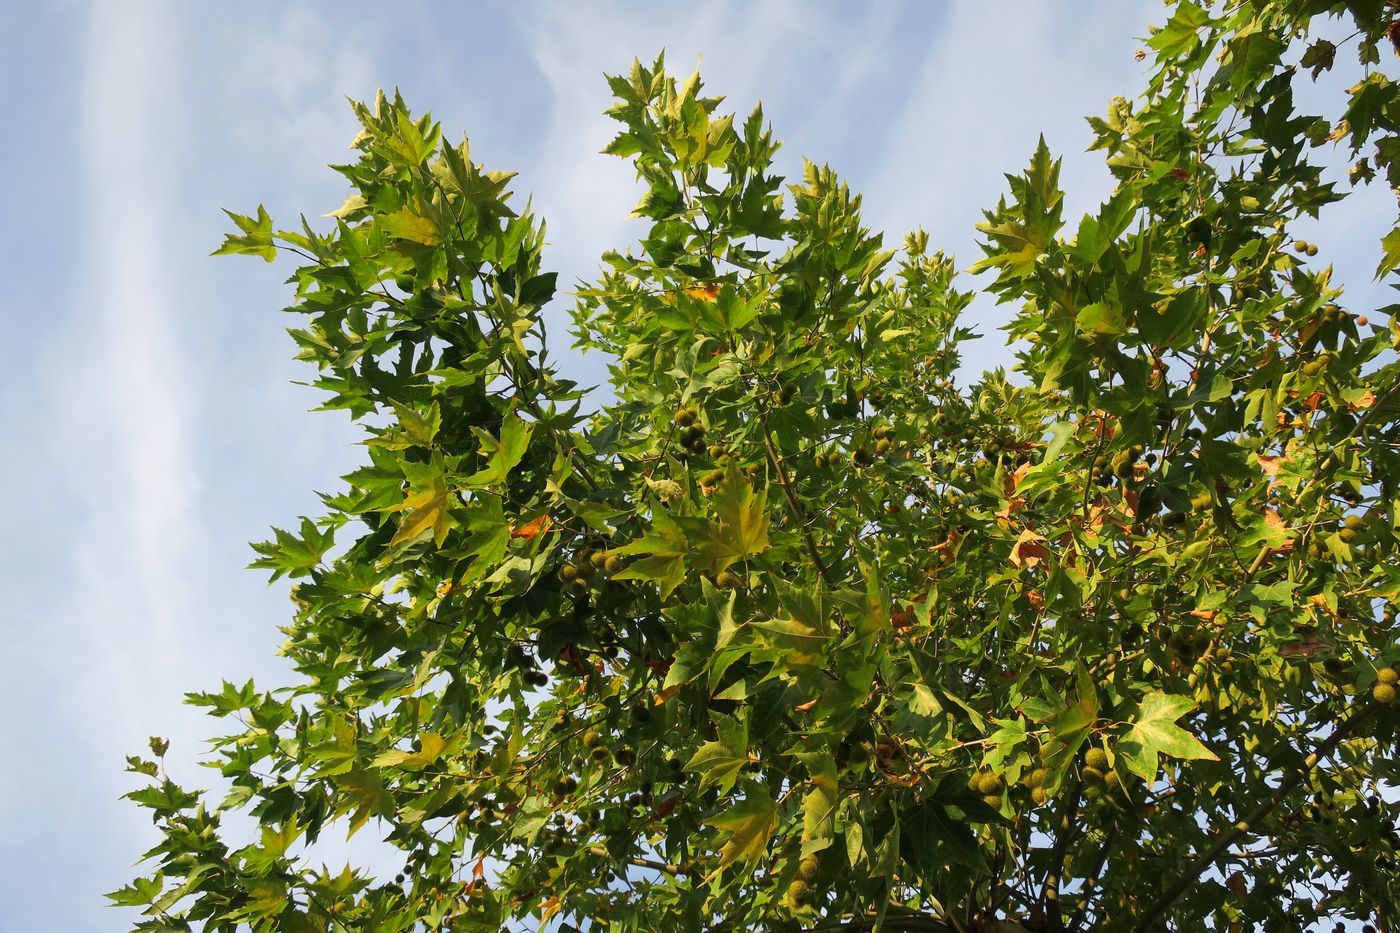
[{"x1": 114, "y1": 2, "x2": 1400, "y2": 930}]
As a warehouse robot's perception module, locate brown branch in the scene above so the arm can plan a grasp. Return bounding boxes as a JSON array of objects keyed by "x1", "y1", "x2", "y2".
[
  {"x1": 1043, "y1": 775, "x2": 1083, "y2": 931},
  {"x1": 586, "y1": 844, "x2": 683, "y2": 876},
  {"x1": 1068, "y1": 824, "x2": 1120, "y2": 932},
  {"x1": 1131, "y1": 701, "x2": 1381, "y2": 931},
  {"x1": 714, "y1": 907, "x2": 964, "y2": 933},
  {"x1": 761, "y1": 412, "x2": 837, "y2": 589}
]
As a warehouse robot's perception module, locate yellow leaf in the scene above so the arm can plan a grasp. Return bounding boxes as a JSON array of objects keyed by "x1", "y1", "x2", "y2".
[{"x1": 386, "y1": 458, "x2": 454, "y2": 547}]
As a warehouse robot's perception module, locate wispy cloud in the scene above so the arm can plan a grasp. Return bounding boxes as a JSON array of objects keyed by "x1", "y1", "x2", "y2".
[
  {"x1": 0, "y1": 0, "x2": 197, "y2": 922},
  {"x1": 858, "y1": 1, "x2": 1160, "y2": 376}
]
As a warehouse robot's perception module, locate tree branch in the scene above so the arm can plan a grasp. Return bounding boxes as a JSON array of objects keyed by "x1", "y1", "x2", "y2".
[
  {"x1": 761, "y1": 412, "x2": 837, "y2": 589},
  {"x1": 1043, "y1": 775, "x2": 1082, "y2": 931},
  {"x1": 1131, "y1": 701, "x2": 1381, "y2": 931}
]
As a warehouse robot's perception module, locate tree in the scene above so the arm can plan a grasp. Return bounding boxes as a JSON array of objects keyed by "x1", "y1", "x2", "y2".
[{"x1": 112, "y1": 2, "x2": 1400, "y2": 930}]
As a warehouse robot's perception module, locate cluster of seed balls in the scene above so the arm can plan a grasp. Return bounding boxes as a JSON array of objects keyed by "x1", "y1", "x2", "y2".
[
  {"x1": 812, "y1": 424, "x2": 896, "y2": 469},
  {"x1": 1372, "y1": 666, "x2": 1398, "y2": 704}
]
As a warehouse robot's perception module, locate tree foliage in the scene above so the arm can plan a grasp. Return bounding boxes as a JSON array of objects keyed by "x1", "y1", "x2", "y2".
[{"x1": 115, "y1": 2, "x2": 1400, "y2": 930}]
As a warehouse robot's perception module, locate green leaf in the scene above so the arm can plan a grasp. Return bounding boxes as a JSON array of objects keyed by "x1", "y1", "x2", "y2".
[
  {"x1": 1147, "y1": 1, "x2": 1212, "y2": 59},
  {"x1": 699, "y1": 461, "x2": 769, "y2": 569},
  {"x1": 613, "y1": 509, "x2": 689, "y2": 598},
  {"x1": 1118, "y1": 692, "x2": 1219, "y2": 781},
  {"x1": 248, "y1": 516, "x2": 334, "y2": 581},
  {"x1": 464, "y1": 416, "x2": 534, "y2": 488},
  {"x1": 796, "y1": 749, "x2": 838, "y2": 856},
  {"x1": 212, "y1": 205, "x2": 276, "y2": 261},
  {"x1": 705, "y1": 786, "x2": 776, "y2": 870},
  {"x1": 386, "y1": 455, "x2": 455, "y2": 546},
  {"x1": 685, "y1": 713, "x2": 748, "y2": 794},
  {"x1": 1377, "y1": 224, "x2": 1400, "y2": 279}
]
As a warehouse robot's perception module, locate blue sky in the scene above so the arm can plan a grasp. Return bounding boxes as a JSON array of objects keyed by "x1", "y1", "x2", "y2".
[{"x1": 2, "y1": 2, "x2": 1392, "y2": 930}]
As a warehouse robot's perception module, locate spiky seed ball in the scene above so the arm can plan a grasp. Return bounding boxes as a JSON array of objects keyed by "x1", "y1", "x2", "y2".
[
  {"x1": 1293, "y1": 240, "x2": 1308, "y2": 253},
  {"x1": 1344, "y1": 514, "x2": 1365, "y2": 531},
  {"x1": 674, "y1": 407, "x2": 695, "y2": 427},
  {"x1": 796, "y1": 854, "x2": 821, "y2": 883},
  {"x1": 979, "y1": 772, "x2": 1005, "y2": 794},
  {"x1": 603, "y1": 554, "x2": 623, "y2": 575},
  {"x1": 589, "y1": 746, "x2": 609, "y2": 761},
  {"x1": 1026, "y1": 767, "x2": 1048, "y2": 789},
  {"x1": 875, "y1": 437, "x2": 893, "y2": 455},
  {"x1": 1378, "y1": 667, "x2": 1398, "y2": 686},
  {"x1": 590, "y1": 551, "x2": 607, "y2": 569},
  {"x1": 1031, "y1": 785, "x2": 1049, "y2": 806},
  {"x1": 785, "y1": 879, "x2": 810, "y2": 907},
  {"x1": 558, "y1": 563, "x2": 578, "y2": 581},
  {"x1": 1084, "y1": 748, "x2": 1109, "y2": 772},
  {"x1": 707, "y1": 444, "x2": 726, "y2": 458},
  {"x1": 582, "y1": 730, "x2": 602, "y2": 748},
  {"x1": 1374, "y1": 683, "x2": 1398, "y2": 704},
  {"x1": 1082, "y1": 767, "x2": 1106, "y2": 784},
  {"x1": 981, "y1": 794, "x2": 1003, "y2": 809},
  {"x1": 715, "y1": 570, "x2": 741, "y2": 589},
  {"x1": 1306, "y1": 243, "x2": 1319, "y2": 256},
  {"x1": 1104, "y1": 771, "x2": 1122, "y2": 791}
]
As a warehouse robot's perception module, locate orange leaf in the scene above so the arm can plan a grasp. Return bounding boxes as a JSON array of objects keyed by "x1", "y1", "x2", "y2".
[
  {"x1": 794, "y1": 698, "x2": 819, "y2": 713},
  {"x1": 1009, "y1": 527, "x2": 1050, "y2": 569},
  {"x1": 510, "y1": 514, "x2": 552, "y2": 540},
  {"x1": 1350, "y1": 389, "x2": 1376, "y2": 410},
  {"x1": 684, "y1": 283, "x2": 720, "y2": 302}
]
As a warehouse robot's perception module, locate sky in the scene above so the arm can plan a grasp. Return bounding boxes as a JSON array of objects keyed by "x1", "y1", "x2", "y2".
[{"x1": 1, "y1": 2, "x2": 1393, "y2": 931}]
